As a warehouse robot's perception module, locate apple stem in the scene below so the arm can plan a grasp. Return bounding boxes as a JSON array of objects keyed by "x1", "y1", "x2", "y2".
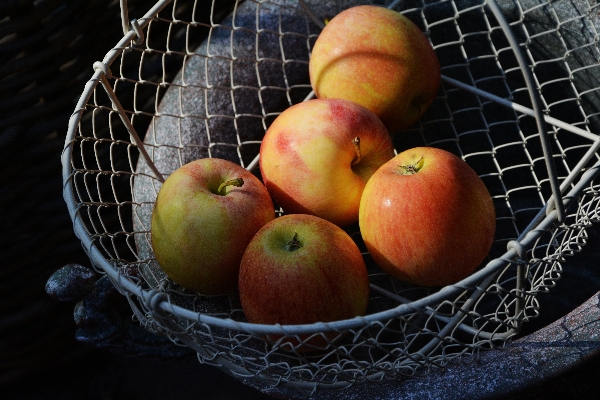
[
  {"x1": 285, "y1": 232, "x2": 302, "y2": 252},
  {"x1": 351, "y1": 137, "x2": 362, "y2": 166},
  {"x1": 399, "y1": 156, "x2": 424, "y2": 175},
  {"x1": 217, "y1": 178, "x2": 244, "y2": 195}
]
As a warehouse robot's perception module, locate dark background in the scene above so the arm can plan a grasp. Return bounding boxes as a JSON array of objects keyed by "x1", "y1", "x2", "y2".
[{"x1": 1, "y1": 1, "x2": 599, "y2": 399}]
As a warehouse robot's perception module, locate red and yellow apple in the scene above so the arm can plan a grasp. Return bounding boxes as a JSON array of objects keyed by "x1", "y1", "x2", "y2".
[
  {"x1": 259, "y1": 98, "x2": 395, "y2": 227},
  {"x1": 359, "y1": 147, "x2": 496, "y2": 287},
  {"x1": 239, "y1": 213, "x2": 370, "y2": 350},
  {"x1": 150, "y1": 158, "x2": 275, "y2": 295},
  {"x1": 309, "y1": 5, "x2": 441, "y2": 133}
]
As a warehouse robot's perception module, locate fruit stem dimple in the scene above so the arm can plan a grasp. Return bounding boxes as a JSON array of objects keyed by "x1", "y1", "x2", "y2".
[
  {"x1": 217, "y1": 178, "x2": 244, "y2": 195},
  {"x1": 351, "y1": 136, "x2": 362, "y2": 166},
  {"x1": 285, "y1": 232, "x2": 302, "y2": 252},
  {"x1": 399, "y1": 156, "x2": 424, "y2": 175}
]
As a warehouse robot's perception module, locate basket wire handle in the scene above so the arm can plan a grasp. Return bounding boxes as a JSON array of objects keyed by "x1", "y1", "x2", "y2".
[
  {"x1": 486, "y1": 0, "x2": 565, "y2": 222},
  {"x1": 120, "y1": 0, "x2": 131, "y2": 36},
  {"x1": 93, "y1": 62, "x2": 165, "y2": 183},
  {"x1": 404, "y1": 0, "x2": 569, "y2": 352},
  {"x1": 86, "y1": 0, "x2": 164, "y2": 183}
]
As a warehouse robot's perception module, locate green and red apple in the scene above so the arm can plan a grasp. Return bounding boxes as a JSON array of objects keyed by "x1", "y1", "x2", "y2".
[
  {"x1": 359, "y1": 147, "x2": 496, "y2": 287},
  {"x1": 259, "y1": 97, "x2": 395, "y2": 227},
  {"x1": 150, "y1": 158, "x2": 275, "y2": 295},
  {"x1": 309, "y1": 5, "x2": 441, "y2": 133},
  {"x1": 239, "y1": 213, "x2": 370, "y2": 350}
]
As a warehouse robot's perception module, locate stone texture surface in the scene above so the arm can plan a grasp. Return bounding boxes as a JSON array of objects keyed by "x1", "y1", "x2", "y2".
[{"x1": 131, "y1": 0, "x2": 366, "y2": 290}]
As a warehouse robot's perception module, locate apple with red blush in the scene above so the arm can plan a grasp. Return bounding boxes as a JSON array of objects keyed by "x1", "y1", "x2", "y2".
[
  {"x1": 309, "y1": 5, "x2": 441, "y2": 133},
  {"x1": 151, "y1": 158, "x2": 275, "y2": 295},
  {"x1": 238, "y1": 213, "x2": 370, "y2": 350},
  {"x1": 259, "y1": 98, "x2": 395, "y2": 227},
  {"x1": 359, "y1": 147, "x2": 496, "y2": 287}
]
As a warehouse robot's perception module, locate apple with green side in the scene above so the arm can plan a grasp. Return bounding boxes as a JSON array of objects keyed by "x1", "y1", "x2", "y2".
[
  {"x1": 239, "y1": 213, "x2": 370, "y2": 350},
  {"x1": 359, "y1": 147, "x2": 496, "y2": 287},
  {"x1": 309, "y1": 5, "x2": 441, "y2": 133},
  {"x1": 150, "y1": 158, "x2": 275, "y2": 295},
  {"x1": 259, "y1": 97, "x2": 395, "y2": 227}
]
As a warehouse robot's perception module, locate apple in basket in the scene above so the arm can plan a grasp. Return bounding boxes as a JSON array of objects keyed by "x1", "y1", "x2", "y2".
[
  {"x1": 150, "y1": 158, "x2": 275, "y2": 295},
  {"x1": 239, "y1": 214, "x2": 370, "y2": 351},
  {"x1": 359, "y1": 147, "x2": 496, "y2": 287},
  {"x1": 309, "y1": 5, "x2": 441, "y2": 133},
  {"x1": 259, "y1": 98, "x2": 395, "y2": 227}
]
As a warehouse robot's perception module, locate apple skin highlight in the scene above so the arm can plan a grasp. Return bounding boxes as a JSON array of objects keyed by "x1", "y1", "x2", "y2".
[
  {"x1": 309, "y1": 5, "x2": 441, "y2": 133},
  {"x1": 151, "y1": 158, "x2": 274, "y2": 295},
  {"x1": 359, "y1": 147, "x2": 496, "y2": 287},
  {"x1": 259, "y1": 98, "x2": 395, "y2": 227}
]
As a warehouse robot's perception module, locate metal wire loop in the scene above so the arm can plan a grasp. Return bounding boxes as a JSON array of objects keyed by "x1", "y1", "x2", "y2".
[
  {"x1": 92, "y1": 61, "x2": 112, "y2": 79},
  {"x1": 507, "y1": 240, "x2": 527, "y2": 261},
  {"x1": 130, "y1": 19, "x2": 144, "y2": 45},
  {"x1": 143, "y1": 289, "x2": 169, "y2": 316}
]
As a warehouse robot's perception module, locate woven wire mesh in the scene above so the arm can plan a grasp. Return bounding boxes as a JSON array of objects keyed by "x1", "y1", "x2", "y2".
[{"x1": 63, "y1": 0, "x2": 600, "y2": 392}]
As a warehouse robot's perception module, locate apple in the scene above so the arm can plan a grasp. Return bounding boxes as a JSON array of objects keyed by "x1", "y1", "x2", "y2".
[
  {"x1": 150, "y1": 158, "x2": 275, "y2": 295},
  {"x1": 359, "y1": 147, "x2": 496, "y2": 287},
  {"x1": 239, "y1": 213, "x2": 370, "y2": 350},
  {"x1": 259, "y1": 98, "x2": 395, "y2": 227},
  {"x1": 309, "y1": 5, "x2": 441, "y2": 133}
]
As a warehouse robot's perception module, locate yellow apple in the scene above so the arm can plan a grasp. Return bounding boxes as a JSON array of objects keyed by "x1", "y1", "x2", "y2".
[
  {"x1": 309, "y1": 5, "x2": 441, "y2": 133},
  {"x1": 259, "y1": 98, "x2": 395, "y2": 227},
  {"x1": 151, "y1": 158, "x2": 275, "y2": 294}
]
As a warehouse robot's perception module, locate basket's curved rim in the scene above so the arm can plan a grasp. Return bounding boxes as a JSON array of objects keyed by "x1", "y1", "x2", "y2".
[{"x1": 61, "y1": 0, "x2": 600, "y2": 337}]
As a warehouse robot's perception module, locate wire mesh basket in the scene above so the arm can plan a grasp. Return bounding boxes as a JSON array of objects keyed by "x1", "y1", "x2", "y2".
[{"x1": 63, "y1": 0, "x2": 600, "y2": 394}]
